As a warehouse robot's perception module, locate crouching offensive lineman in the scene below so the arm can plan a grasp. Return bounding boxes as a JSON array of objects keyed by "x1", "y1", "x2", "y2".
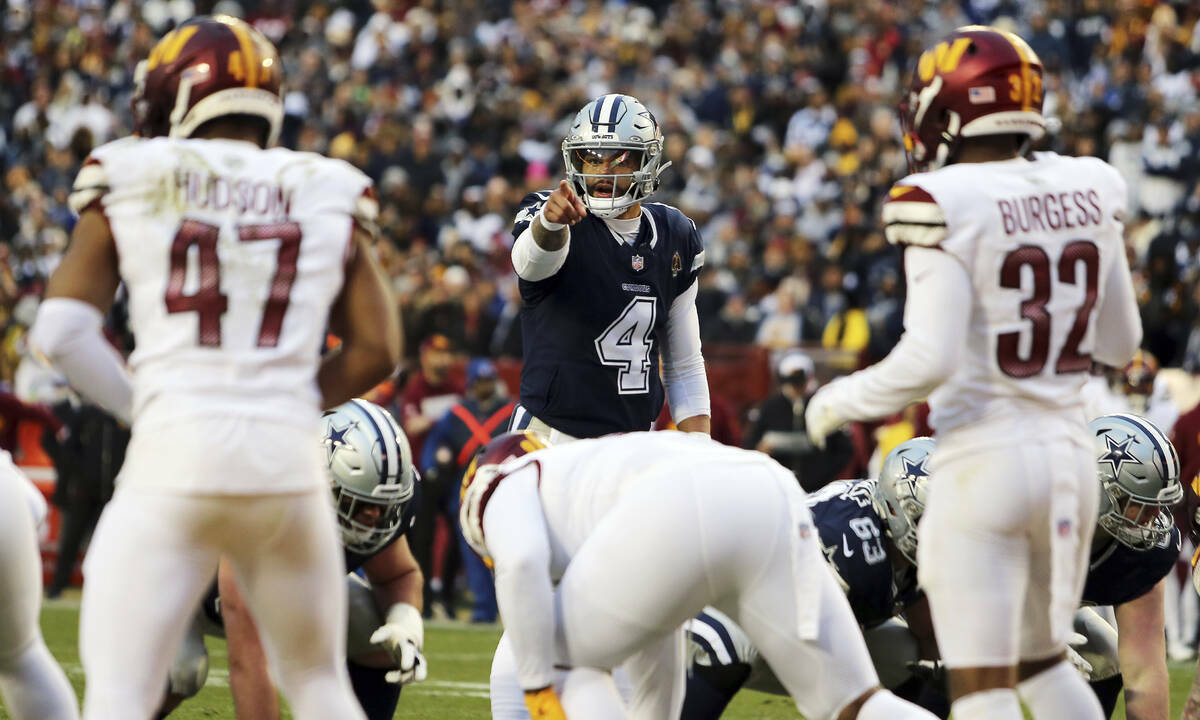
[{"x1": 462, "y1": 430, "x2": 940, "y2": 720}]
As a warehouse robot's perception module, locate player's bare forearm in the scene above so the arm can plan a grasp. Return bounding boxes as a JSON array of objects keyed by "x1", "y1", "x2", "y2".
[
  {"x1": 676, "y1": 414, "x2": 711, "y2": 435},
  {"x1": 530, "y1": 215, "x2": 568, "y2": 251},
  {"x1": 321, "y1": 230, "x2": 401, "y2": 408},
  {"x1": 1115, "y1": 585, "x2": 1169, "y2": 720},
  {"x1": 1124, "y1": 685, "x2": 1168, "y2": 720},
  {"x1": 319, "y1": 345, "x2": 396, "y2": 409},
  {"x1": 218, "y1": 559, "x2": 281, "y2": 720},
  {"x1": 366, "y1": 536, "x2": 424, "y2": 613},
  {"x1": 45, "y1": 209, "x2": 120, "y2": 311}
]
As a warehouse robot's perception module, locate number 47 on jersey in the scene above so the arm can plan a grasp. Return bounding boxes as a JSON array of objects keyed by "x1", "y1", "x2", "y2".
[{"x1": 165, "y1": 219, "x2": 301, "y2": 349}]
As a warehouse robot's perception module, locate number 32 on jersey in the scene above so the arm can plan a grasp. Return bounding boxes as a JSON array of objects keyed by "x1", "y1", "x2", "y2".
[{"x1": 594, "y1": 296, "x2": 656, "y2": 394}]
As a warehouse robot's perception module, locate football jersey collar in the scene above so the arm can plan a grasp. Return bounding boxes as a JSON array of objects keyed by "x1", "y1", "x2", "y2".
[{"x1": 598, "y1": 207, "x2": 657, "y2": 249}]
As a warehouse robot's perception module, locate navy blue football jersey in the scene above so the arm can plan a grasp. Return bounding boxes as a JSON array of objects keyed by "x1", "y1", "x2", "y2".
[
  {"x1": 512, "y1": 192, "x2": 704, "y2": 438},
  {"x1": 1082, "y1": 525, "x2": 1180, "y2": 607},
  {"x1": 807, "y1": 479, "x2": 919, "y2": 628}
]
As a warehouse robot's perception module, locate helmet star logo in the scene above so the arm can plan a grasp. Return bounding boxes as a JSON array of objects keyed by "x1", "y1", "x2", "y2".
[
  {"x1": 1100, "y1": 433, "x2": 1139, "y2": 478},
  {"x1": 323, "y1": 422, "x2": 354, "y2": 463},
  {"x1": 901, "y1": 456, "x2": 929, "y2": 479}
]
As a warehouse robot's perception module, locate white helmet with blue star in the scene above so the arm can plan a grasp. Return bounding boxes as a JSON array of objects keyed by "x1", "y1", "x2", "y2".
[
  {"x1": 322, "y1": 398, "x2": 417, "y2": 554},
  {"x1": 561, "y1": 93, "x2": 671, "y2": 218},
  {"x1": 1090, "y1": 413, "x2": 1182, "y2": 550},
  {"x1": 874, "y1": 437, "x2": 936, "y2": 564}
]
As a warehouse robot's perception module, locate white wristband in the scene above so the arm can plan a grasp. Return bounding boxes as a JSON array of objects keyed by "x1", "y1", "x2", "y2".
[{"x1": 539, "y1": 212, "x2": 566, "y2": 232}]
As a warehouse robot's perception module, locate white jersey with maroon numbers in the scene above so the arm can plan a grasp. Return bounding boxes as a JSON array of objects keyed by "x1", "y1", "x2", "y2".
[
  {"x1": 69, "y1": 136, "x2": 377, "y2": 431},
  {"x1": 881, "y1": 151, "x2": 1130, "y2": 436}
]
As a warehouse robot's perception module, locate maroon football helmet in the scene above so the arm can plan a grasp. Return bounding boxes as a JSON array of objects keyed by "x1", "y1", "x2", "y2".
[
  {"x1": 461, "y1": 431, "x2": 550, "y2": 497},
  {"x1": 132, "y1": 15, "x2": 284, "y2": 146},
  {"x1": 459, "y1": 431, "x2": 551, "y2": 565},
  {"x1": 901, "y1": 25, "x2": 1046, "y2": 172}
]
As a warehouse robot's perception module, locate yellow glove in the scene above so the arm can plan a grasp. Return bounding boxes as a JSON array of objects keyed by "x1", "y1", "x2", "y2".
[{"x1": 524, "y1": 686, "x2": 567, "y2": 720}]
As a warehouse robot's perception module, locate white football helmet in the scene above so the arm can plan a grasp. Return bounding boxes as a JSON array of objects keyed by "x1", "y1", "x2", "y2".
[
  {"x1": 322, "y1": 399, "x2": 417, "y2": 554},
  {"x1": 561, "y1": 93, "x2": 671, "y2": 218},
  {"x1": 874, "y1": 437, "x2": 936, "y2": 564},
  {"x1": 1090, "y1": 413, "x2": 1182, "y2": 550}
]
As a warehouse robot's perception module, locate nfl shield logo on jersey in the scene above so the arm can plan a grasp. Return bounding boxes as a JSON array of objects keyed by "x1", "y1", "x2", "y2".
[{"x1": 631, "y1": 254, "x2": 644, "y2": 271}]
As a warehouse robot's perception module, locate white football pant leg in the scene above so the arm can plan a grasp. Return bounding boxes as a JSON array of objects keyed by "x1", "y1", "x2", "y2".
[
  {"x1": 0, "y1": 468, "x2": 77, "y2": 720},
  {"x1": 224, "y1": 490, "x2": 365, "y2": 720},
  {"x1": 554, "y1": 464, "x2": 933, "y2": 720},
  {"x1": 918, "y1": 440, "x2": 1096, "y2": 669},
  {"x1": 489, "y1": 632, "x2": 630, "y2": 720},
  {"x1": 79, "y1": 490, "x2": 222, "y2": 720}
]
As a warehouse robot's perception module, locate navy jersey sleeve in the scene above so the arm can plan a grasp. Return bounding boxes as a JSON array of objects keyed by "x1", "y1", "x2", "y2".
[
  {"x1": 681, "y1": 214, "x2": 705, "y2": 292},
  {"x1": 511, "y1": 190, "x2": 552, "y2": 239},
  {"x1": 655, "y1": 204, "x2": 705, "y2": 301},
  {"x1": 808, "y1": 480, "x2": 900, "y2": 627}
]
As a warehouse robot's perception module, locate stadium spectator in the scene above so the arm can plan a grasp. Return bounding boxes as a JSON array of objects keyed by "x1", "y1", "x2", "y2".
[{"x1": 421, "y1": 358, "x2": 514, "y2": 622}]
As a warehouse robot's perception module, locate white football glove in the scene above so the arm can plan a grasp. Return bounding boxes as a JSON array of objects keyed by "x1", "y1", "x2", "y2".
[
  {"x1": 1065, "y1": 631, "x2": 1093, "y2": 680},
  {"x1": 804, "y1": 383, "x2": 844, "y2": 451},
  {"x1": 369, "y1": 602, "x2": 427, "y2": 684}
]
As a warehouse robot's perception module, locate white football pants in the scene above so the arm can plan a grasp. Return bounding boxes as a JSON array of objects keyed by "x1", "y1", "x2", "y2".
[
  {"x1": 917, "y1": 437, "x2": 1098, "y2": 667},
  {"x1": 492, "y1": 463, "x2": 886, "y2": 720},
  {"x1": 79, "y1": 487, "x2": 365, "y2": 720},
  {"x1": 0, "y1": 466, "x2": 78, "y2": 720}
]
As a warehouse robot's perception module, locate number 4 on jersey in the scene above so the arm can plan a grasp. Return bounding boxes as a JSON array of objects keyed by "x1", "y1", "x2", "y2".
[{"x1": 594, "y1": 296, "x2": 656, "y2": 394}]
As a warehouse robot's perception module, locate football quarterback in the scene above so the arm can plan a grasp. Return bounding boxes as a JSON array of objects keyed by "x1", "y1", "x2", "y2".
[
  {"x1": 30, "y1": 15, "x2": 399, "y2": 720},
  {"x1": 804, "y1": 25, "x2": 1140, "y2": 720},
  {"x1": 508, "y1": 94, "x2": 710, "y2": 442}
]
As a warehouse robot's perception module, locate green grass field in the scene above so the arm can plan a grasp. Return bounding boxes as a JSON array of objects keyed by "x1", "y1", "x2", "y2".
[{"x1": 9, "y1": 597, "x2": 1197, "y2": 719}]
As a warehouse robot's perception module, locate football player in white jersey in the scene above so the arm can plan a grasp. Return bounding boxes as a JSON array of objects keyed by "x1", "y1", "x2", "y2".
[
  {"x1": 804, "y1": 26, "x2": 1142, "y2": 720},
  {"x1": 0, "y1": 456, "x2": 79, "y2": 720},
  {"x1": 462, "y1": 431, "x2": 940, "y2": 720},
  {"x1": 28, "y1": 16, "x2": 399, "y2": 720}
]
